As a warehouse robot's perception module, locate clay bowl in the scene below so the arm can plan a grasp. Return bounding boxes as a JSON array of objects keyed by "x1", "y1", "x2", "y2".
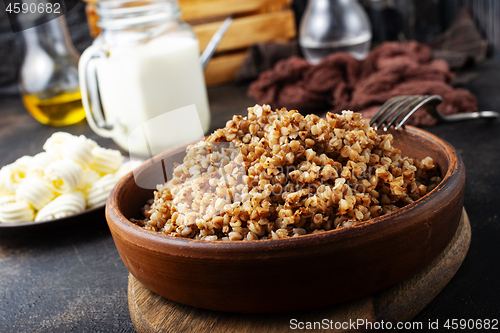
[{"x1": 106, "y1": 126, "x2": 465, "y2": 313}]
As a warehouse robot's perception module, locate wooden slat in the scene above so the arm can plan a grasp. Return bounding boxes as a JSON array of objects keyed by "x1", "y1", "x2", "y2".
[
  {"x1": 85, "y1": 3, "x2": 100, "y2": 38},
  {"x1": 204, "y1": 52, "x2": 247, "y2": 86},
  {"x1": 179, "y1": 0, "x2": 291, "y2": 21},
  {"x1": 194, "y1": 9, "x2": 296, "y2": 53},
  {"x1": 82, "y1": 0, "x2": 296, "y2": 86}
]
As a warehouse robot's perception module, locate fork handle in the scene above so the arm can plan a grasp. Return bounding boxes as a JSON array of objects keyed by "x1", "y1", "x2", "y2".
[{"x1": 444, "y1": 111, "x2": 499, "y2": 121}]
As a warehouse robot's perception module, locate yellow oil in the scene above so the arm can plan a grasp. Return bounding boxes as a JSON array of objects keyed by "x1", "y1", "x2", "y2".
[{"x1": 22, "y1": 90, "x2": 86, "y2": 127}]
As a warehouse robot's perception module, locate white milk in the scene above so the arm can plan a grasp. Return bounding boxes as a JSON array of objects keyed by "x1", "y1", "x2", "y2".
[{"x1": 95, "y1": 36, "x2": 210, "y2": 157}]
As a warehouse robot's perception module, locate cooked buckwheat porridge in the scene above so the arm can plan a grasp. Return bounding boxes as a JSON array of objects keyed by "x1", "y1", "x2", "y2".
[{"x1": 134, "y1": 105, "x2": 441, "y2": 241}]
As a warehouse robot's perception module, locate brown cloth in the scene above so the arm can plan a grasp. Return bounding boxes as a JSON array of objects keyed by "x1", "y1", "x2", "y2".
[{"x1": 248, "y1": 41, "x2": 477, "y2": 126}]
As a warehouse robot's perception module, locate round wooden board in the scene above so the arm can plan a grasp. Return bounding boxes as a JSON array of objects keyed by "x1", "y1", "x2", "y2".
[{"x1": 128, "y1": 209, "x2": 471, "y2": 333}]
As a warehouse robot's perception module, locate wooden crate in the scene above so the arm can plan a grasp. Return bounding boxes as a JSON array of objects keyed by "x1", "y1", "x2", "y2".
[{"x1": 84, "y1": 0, "x2": 296, "y2": 86}]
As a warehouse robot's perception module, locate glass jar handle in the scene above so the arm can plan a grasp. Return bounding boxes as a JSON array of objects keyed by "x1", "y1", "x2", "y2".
[{"x1": 79, "y1": 45, "x2": 115, "y2": 138}]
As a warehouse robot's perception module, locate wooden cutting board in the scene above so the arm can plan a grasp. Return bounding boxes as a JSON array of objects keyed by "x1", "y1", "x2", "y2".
[{"x1": 128, "y1": 209, "x2": 470, "y2": 333}]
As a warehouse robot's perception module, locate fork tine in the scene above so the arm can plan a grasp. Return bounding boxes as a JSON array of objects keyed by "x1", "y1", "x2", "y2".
[
  {"x1": 376, "y1": 96, "x2": 421, "y2": 130},
  {"x1": 386, "y1": 95, "x2": 428, "y2": 129},
  {"x1": 394, "y1": 95, "x2": 443, "y2": 130},
  {"x1": 369, "y1": 96, "x2": 405, "y2": 128}
]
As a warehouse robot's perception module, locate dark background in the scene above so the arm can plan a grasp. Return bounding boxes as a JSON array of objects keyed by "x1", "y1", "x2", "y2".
[
  {"x1": 0, "y1": 59, "x2": 498, "y2": 333},
  {"x1": 0, "y1": 0, "x2": 91, "y2": 95},
  {"x1": 0, "y1": 1, "x2": 499, "y2": 332},
  {"x1": 1, "y1": 0, "x2": 499, "y2": 96}
]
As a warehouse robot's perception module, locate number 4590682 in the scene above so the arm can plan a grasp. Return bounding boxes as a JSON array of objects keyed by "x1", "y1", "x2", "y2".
[
  {"x1": 444, "y1": 319, "x2": 498, "y2": 330},
  {"x1": 5, "y1": 2, "x2": 61, "y2": 14}
]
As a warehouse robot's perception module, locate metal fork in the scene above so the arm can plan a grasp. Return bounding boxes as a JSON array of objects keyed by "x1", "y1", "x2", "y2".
[{"x1": 369, "y1": 95, "x2": 499, "y2": 130}]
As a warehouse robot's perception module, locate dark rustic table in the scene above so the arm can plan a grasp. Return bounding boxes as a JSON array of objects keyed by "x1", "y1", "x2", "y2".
[{"x1": 0, "y1": 60, "x2": 499, "y2": 332}]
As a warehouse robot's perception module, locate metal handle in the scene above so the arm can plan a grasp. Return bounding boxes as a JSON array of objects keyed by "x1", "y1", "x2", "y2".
[
  {"x1": 444, "y1": 111, "x2": 500, "y2": 121},
  {"x1": 79, "y1": 44, "x2": 115, "y2": 138}
]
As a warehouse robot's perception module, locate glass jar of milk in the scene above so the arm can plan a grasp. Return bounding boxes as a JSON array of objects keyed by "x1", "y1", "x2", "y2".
[{"x1": 79, "y1": 0, "x2": 210, "y2": 158}]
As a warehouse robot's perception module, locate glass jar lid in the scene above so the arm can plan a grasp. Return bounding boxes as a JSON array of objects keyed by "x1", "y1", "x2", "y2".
[{"x1": 96, "y1": 0, "x2": 179, "y2": 30}]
